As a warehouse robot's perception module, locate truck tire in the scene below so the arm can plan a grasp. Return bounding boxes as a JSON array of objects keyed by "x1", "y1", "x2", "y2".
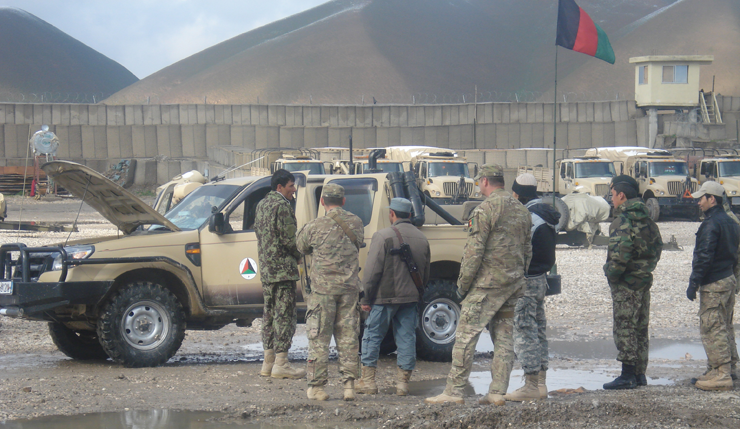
[
  {"x1": 49, "y1": 322, "x2": 110, "y2": 361},
  {"x1": 542, "y1": 194, "x2": 570, "y2": 232},
  {"x1": 646, "y1": 198, "x2": 660, "y2": 222},
  {"x1": 416, "y1": 278, "x2": 461, "y2": 362},
  {"x1": 97, "y1": 281, "x2": 186, "y2": 368}
]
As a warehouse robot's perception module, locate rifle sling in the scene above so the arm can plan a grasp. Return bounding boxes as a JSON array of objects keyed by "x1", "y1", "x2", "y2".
[
  {"x1": 391, "y1": 226, "x2": 424, "y2": 292},
  {"x1": 328, "y1": 210, "x2": 360, "y2": 250}
]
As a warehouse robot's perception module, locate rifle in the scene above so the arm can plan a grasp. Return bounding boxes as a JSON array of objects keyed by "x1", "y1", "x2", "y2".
[
  {"x1": 390, "y1": 227, "x2": 425, "y2": 297},
  {"x1": 302, "y1": 255, "x2": 312, "y2": 295}
]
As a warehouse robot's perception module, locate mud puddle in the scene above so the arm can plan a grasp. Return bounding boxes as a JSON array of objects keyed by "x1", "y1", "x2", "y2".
[{"x1": 0, "y1": 410, "x2": 376, "y2": 429}]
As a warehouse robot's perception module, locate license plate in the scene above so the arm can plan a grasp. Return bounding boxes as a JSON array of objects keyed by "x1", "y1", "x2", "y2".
[{"x1": 0, "y1": 281, "x2": 12, "y2": 295}]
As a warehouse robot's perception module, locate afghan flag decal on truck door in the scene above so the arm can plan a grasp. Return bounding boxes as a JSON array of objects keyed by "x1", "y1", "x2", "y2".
[{"x1": 556, "y1": 0, "x2": 615, "y2": 64}]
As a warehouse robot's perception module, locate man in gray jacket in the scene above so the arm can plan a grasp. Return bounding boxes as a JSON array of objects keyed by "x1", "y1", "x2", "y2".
[{"x1": 357, "y1": 198, "x2": 431, "y2": 396}]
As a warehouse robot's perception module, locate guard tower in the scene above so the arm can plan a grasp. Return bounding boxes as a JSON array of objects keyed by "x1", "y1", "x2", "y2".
[{"x1": 629, "y1": 55, "x2": 716, "y2": 148}]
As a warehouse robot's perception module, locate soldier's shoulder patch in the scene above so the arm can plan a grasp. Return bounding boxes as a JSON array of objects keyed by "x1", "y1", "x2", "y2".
[{"x1": 467, "y1": 212, "x2": 481, "y2": 235}]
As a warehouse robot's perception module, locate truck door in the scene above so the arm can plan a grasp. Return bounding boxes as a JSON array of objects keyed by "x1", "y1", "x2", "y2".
[
  {"x1": 561, "y1": 162, "x2": 573, "y2": 192},
  {"x1": 199, "y1": 174, "x2": 307, "y2": 307}
]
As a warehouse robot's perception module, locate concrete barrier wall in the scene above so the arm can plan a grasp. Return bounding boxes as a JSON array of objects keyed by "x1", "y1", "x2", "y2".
[{"x1": 0, "y1": 99, "x2": 658, "y2": 184}]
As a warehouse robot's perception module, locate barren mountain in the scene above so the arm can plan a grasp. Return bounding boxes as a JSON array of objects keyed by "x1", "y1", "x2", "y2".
[
  {"x1": 103, "y1": 0, "x2": 730, "y2": 105},
  {"x1": 0, "y1": 7, "x2": 137, "y2": 101}
]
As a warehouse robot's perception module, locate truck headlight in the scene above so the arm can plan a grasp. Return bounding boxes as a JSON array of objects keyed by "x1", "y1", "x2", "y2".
[
  {"x1": 732, "y1": 191, "x2": 737, "y2": 196},
  {"x1": 435, "y1": 191, "x2": 441, "y2": 196},
  {"x1": 658, "y1": 191, "x2": 665, "y2": 196},
  {"x1": 52, "y1": 245, "x2": 95, "y2": 271}
]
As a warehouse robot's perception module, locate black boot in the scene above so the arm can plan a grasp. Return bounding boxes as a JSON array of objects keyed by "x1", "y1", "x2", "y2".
[
  {"x1": 604, "y1": 364, "x2": 637, "y2": 390},
  {"x1": 636, "y1": 374, "x2": 647, "y2": 386}
]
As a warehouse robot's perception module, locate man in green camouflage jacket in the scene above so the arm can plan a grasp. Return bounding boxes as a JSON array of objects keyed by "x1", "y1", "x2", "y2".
[
  {"x1": 603, "y1": 175, "x2": 662, "y2": 390},
  {"x1": 254, "y1": 169, "x2": 305, "y2": 380},
  {"x1": 297, "y1": 183, "x2": 364, "y2": 401},
  {"x1": 425, "y1": 164, "x2": 532, "y2": 406}
]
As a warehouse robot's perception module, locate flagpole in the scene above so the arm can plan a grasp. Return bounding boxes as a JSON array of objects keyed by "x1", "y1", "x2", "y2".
[{"x1": 552, "y1": 47, "x2": 558, "y2": 206}]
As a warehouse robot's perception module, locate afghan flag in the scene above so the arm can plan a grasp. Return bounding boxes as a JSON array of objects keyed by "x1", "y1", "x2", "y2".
[{"x1": 556, "y1": 0, "x2": 615, "y2": 64}]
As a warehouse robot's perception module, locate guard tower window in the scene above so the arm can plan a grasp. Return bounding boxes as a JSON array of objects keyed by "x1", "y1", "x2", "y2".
[
  {"x1": 662, "y1": 65, "x2": 688, "y2": 84},
  {"x1": 638, "y1": 65, "x2": 648, "y2": 85}
]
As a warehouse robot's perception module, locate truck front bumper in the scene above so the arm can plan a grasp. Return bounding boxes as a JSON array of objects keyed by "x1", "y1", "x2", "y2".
[{"x1": 0, "y1": 280, "x2": 113, "y2": 320}]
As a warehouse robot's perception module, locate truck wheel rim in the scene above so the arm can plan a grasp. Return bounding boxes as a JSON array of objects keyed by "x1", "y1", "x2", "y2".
[
  {"x1": 121, "y1": 300, "x2": 170, "y2": 351},
  {"x1": 421, "y1": 298, "x2": 459, "y2": 345}
]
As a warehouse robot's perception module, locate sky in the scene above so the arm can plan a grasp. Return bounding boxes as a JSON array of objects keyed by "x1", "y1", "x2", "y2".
[{"x1": 0, "y1": 0, "x2": 328, "y2": 79}]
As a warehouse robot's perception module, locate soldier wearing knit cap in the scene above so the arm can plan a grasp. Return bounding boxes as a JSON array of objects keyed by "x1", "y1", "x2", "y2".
[{"x1": 505, "y1": 173, "x2": 560, "y2": 402}]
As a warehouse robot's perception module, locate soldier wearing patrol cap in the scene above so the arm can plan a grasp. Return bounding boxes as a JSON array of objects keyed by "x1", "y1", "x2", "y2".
[
  {"x1": 297, "y1": 183, "x2": 365, "y2": 401},
  {"x1": 687, "y1": 181, "x2": 739, "y2": 391},
  {"x1": 425, "y1": 164, "x2": 532, "y2": 406},
  {"x1": 603, "y1": 175, "x2": 662, "y2": 390}
]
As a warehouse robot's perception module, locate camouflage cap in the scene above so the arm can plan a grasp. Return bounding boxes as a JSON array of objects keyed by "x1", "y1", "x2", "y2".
[
  {"x1": 692, "y1": 181, "x2": 725, "y2": 199},
  {"x1": 611, "y1": 175, "x2": 639, "y2": 194},
  {"x1": 474, "y1": 164, "x2": 504, "y2": 180},
  {"x1": 321, "y1": 183, "x2": 344, "y2": 199}
]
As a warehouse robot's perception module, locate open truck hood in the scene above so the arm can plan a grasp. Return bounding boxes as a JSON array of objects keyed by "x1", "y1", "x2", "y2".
[{"x1": 42, "y1": 161, "x2": 180, "y2": 235}]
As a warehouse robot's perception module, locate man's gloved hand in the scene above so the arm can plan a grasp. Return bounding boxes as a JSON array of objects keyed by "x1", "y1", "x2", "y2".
[{"x1": 686, "y1": 283, "x2": 699, "y2": 301}]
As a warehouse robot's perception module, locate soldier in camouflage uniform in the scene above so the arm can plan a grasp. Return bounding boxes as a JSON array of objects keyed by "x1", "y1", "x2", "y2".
[
  {"x1": 296, "y1": 183, "x2": 364, "y2": 401},
  {"x1": 686, "y1": 181, "x2": 739, "y2": 391},
  {"x1": 254, "y1": 169, "x2": 305, "y2": 380},
  {"x1": 603, "y1": 175, "x2": 662, "y2": 390},
  {"x1": 425, "y1": 164, "x2": 532, "y2": 406}
]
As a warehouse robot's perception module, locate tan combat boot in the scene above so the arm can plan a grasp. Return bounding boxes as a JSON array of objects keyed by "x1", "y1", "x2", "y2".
[
  {"x1": 271, "y1": 352, "x2": 306, "y2": 379},
  {"x1": 307, "y1": 386, "x2": 329, "y2": 401},
  {"x1": 260, "y1": 349, "x2": 275, "y2": 377},
  {"x1": 396, "y1": 367, "x2": 412, "y2": 396},
  {"x1": 425, "y1": 390, "x2": 464, "y2": 405},
  {"x1": 356, "y1": 366, "x2": 378, "y2": 394},
  {"x1": 538, "y1": 370, "x2": 548, "y2": 399},
  {"x1": 343, "y1": 380, "x2": 356, "y2": 401},
  {"x1": 695, "y1": 364, "x2": 734, "y2": 391},
  {"x1": 503, "y1": 373, "x2": 540, "y2": 402},
  {"x1": 478, "y1": 393, "x2": 505, "y2": 406}
]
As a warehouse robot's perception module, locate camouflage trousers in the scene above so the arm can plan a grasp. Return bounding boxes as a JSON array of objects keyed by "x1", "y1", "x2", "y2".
[
  {"x1": 514, "y1": 274, "x2": 549, "y2": 375},
  {"x1": 609, "y1": 281, "x2": 651, "y2": 374},
  {"x1": 444, "y1": 281, "x2": 523, "y2": 397},
  {"x1": 699, "y1": 275, "x2": 738, "y2": 368},
  {"x1": 306, "y1": 292, "x2": 360, "y2": 386},
  {"x1": 262, "y1": 281, "x2": 297, "y2": 354}
]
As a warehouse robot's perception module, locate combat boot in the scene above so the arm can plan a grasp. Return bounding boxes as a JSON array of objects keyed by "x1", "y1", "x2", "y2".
[
  {"x1": 355, "y1": 366, "x2": 378, "y2": 394},
  {"x1": 260, "y1": 349, "x2": 275, "y2": 377},
  {"x1": 478, "y1": 393, "x2": 505, "y2": 406},
  {"x1": 695, "y1": 364, "x2": 734, "y2": 391},
  {"x1": 271, "y1": 352, "x2": 306, "y2": 379},
  {"x1": 538, "y1": 370, "x2": 548, "y2": 399},
  {"x1": 603, "y1": 363, "x2": 637, "y2": 390},
  {"x1": 307, "y1": 386, "x2": 329, "y2": 401},
  {"x1": 343, "y1": 380, "x2": 356, "y2": 401},
  {"x1": 636, "y1": 374, "x2": 647, "y2": 386},
  {"x1": 396, "y1": 367, "x2": 412, "y2": 396},
  {"x1": 503, "y1": 373, "x2": 540, "y2": 402},
  {"x1": 691, "y1": 367, "x2": 717, "y2": 385},
  {"x1": 424, "y1": 390, "x2": 464, "y2": 405}
]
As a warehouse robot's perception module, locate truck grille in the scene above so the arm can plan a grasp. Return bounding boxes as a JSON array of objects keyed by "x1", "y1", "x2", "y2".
[
  {"x1": 443, "y1": 182, "x2": 474, "y2": 197},
  {"x1": 594, "y1": 184, "x2": 610, "y2": 197},
  {"x1": 667, "y1": 181, "x2": 698, "y2": 196}
]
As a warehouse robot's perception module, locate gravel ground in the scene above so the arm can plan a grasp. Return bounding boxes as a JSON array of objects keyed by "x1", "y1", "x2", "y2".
[{"x1": 1, "y1": 195, "x2": 739, "y2": 427}]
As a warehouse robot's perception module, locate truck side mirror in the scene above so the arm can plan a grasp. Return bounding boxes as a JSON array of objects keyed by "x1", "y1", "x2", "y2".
[{"x1": 209, "y1": 212, "x2": 225, "y2": 235}]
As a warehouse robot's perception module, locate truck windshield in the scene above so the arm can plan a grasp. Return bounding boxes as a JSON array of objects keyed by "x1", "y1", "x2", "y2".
[
  {"x1": 649, "y1": 162, "x2": 688, "y2": 176},
  {"x1": 575, "y1": 162, "x2": 616, "y2": 178},
  {"x1": 282, "y1": 162, "x2": 325, "y2": 174},
  {"x1": 325, "y1": 178, "x2": 377, "y2": 226},
  {"x1": 362, "y1": 162, "x2": 404, "y2": 173},
  {"x1": 164, "y1": 185, "x2": 240, "y2": 230},
  {"x1": 429, "y1": 162, "x2": 469, "y2": 177},
  {"x1": 719, "y1": 161, "x2": 740, "y2": 177}
]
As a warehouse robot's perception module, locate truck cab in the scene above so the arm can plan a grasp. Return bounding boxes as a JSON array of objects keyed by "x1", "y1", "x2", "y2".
[
  {"x1": 697, "y1": 155, "x2": 740, "y2": 212},
  {"x1": 556, "y1": 157, "x2": 616, "y2": 197},
  {"x1": 272, "y1": 155, "x2": 326, "y2": 175}
]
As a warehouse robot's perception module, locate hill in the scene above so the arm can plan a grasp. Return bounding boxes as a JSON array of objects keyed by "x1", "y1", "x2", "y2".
[
  {"x1": 0, "y1": 7, "x2": 138, "y2": 101},
  {"x1": 104, "y1": 0, "x2": 731, "y2": 105}
]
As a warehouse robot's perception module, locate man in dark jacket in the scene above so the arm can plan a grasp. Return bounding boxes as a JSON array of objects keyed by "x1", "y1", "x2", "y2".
[
  {"x1": 687, "y1": 181, "x2": 739, "y2": 391},
  {"x1": 603, "y1": 175, "x2": 662, "y2": 390},
  {"x1": 254, "y1": 169, "x2": 305, "y2": 380},
  {"x1": 504, "y1": 173, "x2": 560, "y2": 401},
  {"x1": 357, "y1": 198, "x2": 431, "y2": 396}
]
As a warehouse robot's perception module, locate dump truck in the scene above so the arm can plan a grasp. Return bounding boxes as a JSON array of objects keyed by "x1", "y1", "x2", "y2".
[
  {"x1": 584, "y1": 147, "x2": 699, "y2": 221},
  {"x1": 0, "y1": 162, "x2": 473, "y2": 367},
  {"x1": 519, "y1": 157, "x2": 616, "y2": 198},
  {"x1": 385, "y1": 146, "x2": 481, "y2": 203}
]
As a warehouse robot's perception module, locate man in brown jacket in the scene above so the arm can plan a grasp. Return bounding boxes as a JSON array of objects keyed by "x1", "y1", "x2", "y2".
[{"x1": 356, "y1": 198, "x2": 431, "y2": 396}]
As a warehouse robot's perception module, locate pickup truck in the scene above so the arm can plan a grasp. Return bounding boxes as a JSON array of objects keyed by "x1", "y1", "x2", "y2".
[{"x1": 0, "y1": 162, "x2": 468, "y2": 367}]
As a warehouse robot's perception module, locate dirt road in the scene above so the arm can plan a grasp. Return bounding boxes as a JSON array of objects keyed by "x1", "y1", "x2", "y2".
[{"x1": 0, "y1": 196, "x2": 739, "y2": 428}]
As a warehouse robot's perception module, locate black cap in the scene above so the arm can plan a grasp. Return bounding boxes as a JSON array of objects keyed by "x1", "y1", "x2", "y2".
[{"x1": 611, "y1": 175, "x2": 639, "y2": 194}]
